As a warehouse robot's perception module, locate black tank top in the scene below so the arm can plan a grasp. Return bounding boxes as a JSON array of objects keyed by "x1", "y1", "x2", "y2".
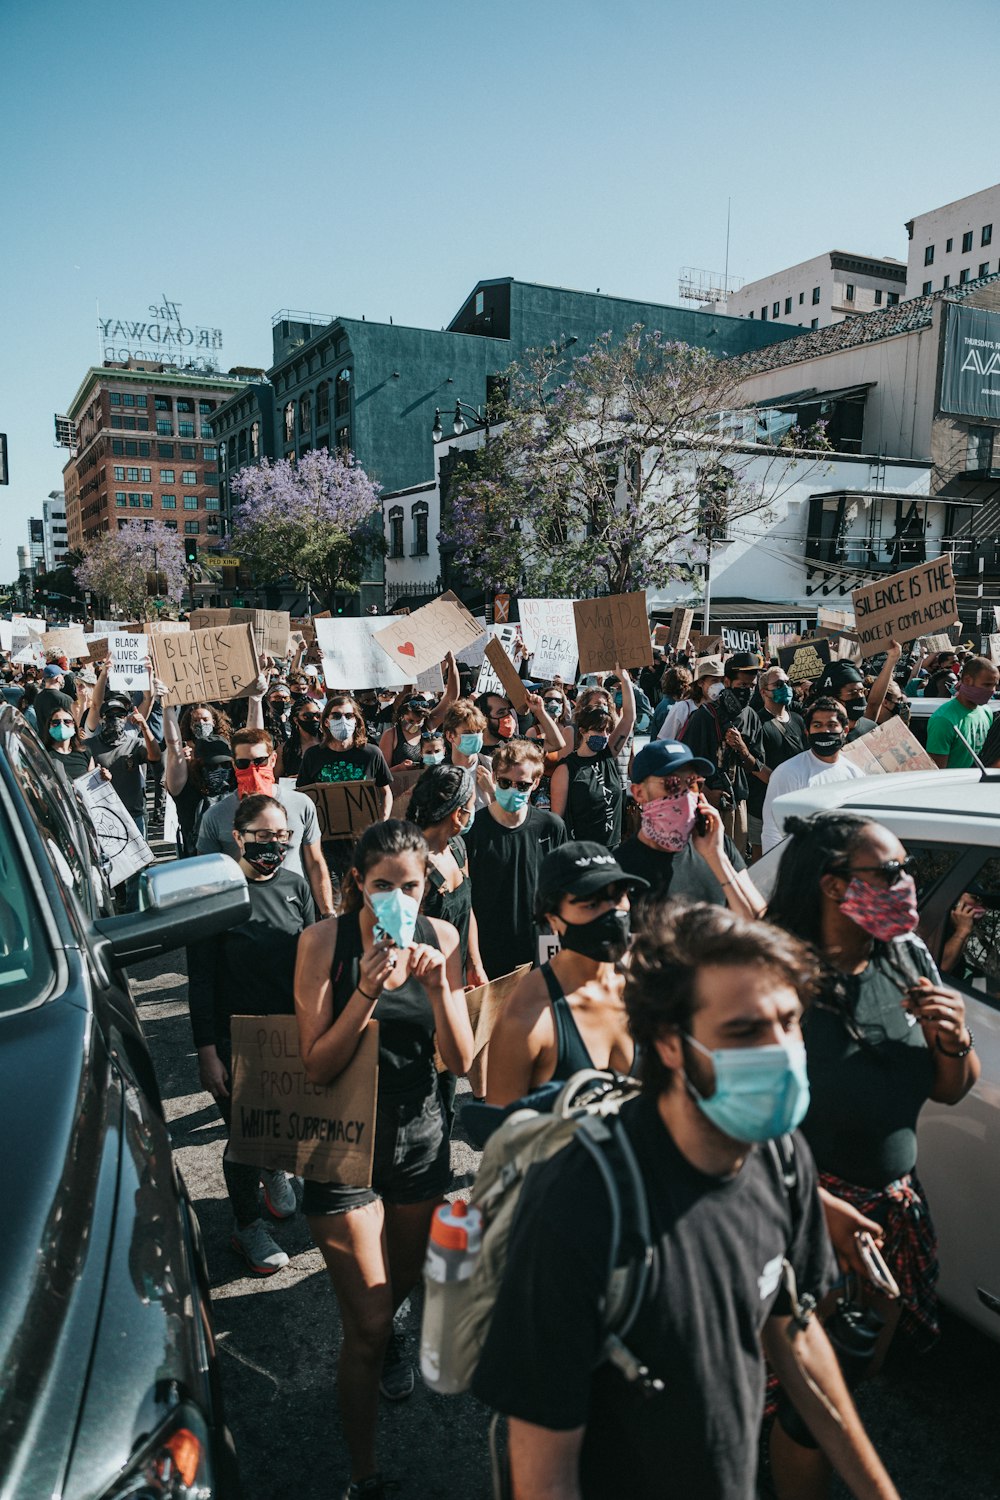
[
  {"x1": 424, "y1": 836, "x2": 472, "y2": 974},
  {"x1": 331, "y1": 910, "x2": 441, "y2": 1097},
  {"x1": 561, "y1": 748, "x2": 624, "y2": 847},
  {"x1": 539, "y1": 962, "x2": 636, "y2": 1082}
]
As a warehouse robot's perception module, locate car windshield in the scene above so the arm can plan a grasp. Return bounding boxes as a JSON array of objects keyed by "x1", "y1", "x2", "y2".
[{"x1": 0, "y1": 810, "x2": 54, "y2": 1013}]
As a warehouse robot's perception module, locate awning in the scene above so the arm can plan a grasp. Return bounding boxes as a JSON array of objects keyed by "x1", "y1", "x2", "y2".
[{"x1": 754, "y1": 382, "x2": 875, "y2": 409}]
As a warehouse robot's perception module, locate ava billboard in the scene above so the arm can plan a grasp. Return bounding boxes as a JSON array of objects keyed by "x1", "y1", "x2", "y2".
[{"x1": 940, "y1": 304, "x2": 1000, "y2": 420}]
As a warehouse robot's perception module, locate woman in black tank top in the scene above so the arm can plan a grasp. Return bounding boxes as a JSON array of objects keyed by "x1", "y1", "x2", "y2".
[
  {"x1": 485, "y1": 839, "x2": 648, "y2": 1107},
  {"x1": 293, "y1": 821, "x2": 473, "y2": 1494}
]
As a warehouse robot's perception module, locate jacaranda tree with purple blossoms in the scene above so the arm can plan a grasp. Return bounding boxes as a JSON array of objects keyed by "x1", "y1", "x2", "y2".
[
  {"x1": 74, "y1": 521, "x2": 188, "y2": 617},
  {"x1": 230, "y1": 448, "x2": 382, "y2": 610},
  {"x1": 443, "y1": 325, "x2": 829, "y2": 598}
]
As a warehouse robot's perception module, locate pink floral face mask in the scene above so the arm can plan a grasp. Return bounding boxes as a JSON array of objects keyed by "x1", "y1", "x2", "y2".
[
  {"x1": 839, "y1": 873, "x2": 919, "y2": 942},
  {"x1": 640, "y1": 791, "x2": 699, "y2": 852}
]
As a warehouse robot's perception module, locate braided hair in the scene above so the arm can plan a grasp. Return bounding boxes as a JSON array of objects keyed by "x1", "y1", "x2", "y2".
[{"x1": 408, "y1": 764, "x2": 475, "y2": 830}]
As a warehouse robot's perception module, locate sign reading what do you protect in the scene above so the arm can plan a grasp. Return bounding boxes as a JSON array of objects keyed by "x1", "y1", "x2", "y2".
[
  {"x1": 229, "y1": 1016, "x2": 378, "y2": 1184},
  {"x1": 851, "y1": 556, "x2": 959, "y2": 650},
  {"x1": 573, "y1": 591, "x2": 652, "y2": 674}
]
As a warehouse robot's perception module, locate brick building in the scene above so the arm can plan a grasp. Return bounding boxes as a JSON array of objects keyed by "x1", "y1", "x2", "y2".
[{"x1": 62, "y1": 362, "x2": 250, "y2": 553}]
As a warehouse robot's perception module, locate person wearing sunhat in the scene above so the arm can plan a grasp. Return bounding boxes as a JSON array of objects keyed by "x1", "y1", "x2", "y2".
[
  {"x1": 484, "y1": 841, "x2": 649, "y2": 1106},
  {"x1": 615, "y1": 740, "x2": 766, "y2": 920},
  {"x1": 682, "y1": 652, "x2": 766, "y2": 854},
  {"x1": 657, "y1": 656, "x2": 725, "y2": 742}
]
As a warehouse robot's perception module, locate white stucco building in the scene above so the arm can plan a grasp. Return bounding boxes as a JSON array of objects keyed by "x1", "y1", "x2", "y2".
[
  {"x1": 905, "y1": 183, "x2": 1000, "y2": 299},
  {"x1": 720, "y1": 251, "x2": 906, "y2": 331},
  {"x1": 42, "y1": 491, "x2": 68, "y2": 572}
]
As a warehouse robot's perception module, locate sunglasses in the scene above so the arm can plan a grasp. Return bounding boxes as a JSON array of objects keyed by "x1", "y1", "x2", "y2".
[
  {"x1": 234, "y1": 755, "x2": 271, "y2": 769},
  {"x1": 660, "y1": 774, "x2": 704, "y2": 796},
  {"x1": 51, "y1": 717, "x2": 75, "y2": 727},
  {"x1": 834, "y1": 856, "x2": 917, "y2": 887},
  {"x1": 420, "y1": 728, "x2": 442, "y2": 740},
  {"x1": 327, "y1": 712, "x2": 356, "y2": 722},
  {"x1": 496, "y1": 776, "x2": 535, "y2": 793}
]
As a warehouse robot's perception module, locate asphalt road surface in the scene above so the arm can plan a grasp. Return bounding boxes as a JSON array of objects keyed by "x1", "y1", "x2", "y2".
[{"x1": 131, "y1": 947, "x2": 1000, "y2": 1500}]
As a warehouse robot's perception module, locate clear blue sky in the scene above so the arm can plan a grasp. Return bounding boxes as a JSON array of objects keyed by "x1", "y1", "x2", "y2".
[{"x1": 2, "y1": 0, "x2": 997, "y2": 581}]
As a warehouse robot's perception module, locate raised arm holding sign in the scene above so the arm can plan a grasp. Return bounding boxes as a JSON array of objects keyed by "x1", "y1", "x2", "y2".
[{"x1": 852, "y1": 556, "x2": 959, "y2": 651}]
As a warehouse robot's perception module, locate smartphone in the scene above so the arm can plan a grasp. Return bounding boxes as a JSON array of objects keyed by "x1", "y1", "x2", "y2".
[
  {"x1": 855, "y1": 1231, "x2": 900, "y2": 1299},
  {"x1": 695, "y1": 809, "x2": 710, "y2": 837}
]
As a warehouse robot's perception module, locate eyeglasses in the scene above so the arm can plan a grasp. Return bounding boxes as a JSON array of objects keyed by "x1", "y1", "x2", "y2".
[
  {"x1": 496, "y1": 776, "x2": 535, "y2": 793},
  {"x1": 834, "y1": 857, "x2": 917, "y2": 887},
  {"x1": 241, "y1": 828, "x2": 292, "y2": 842},
  {"x1": 234, "y1": 755, "x2": 271, "y2": 769}
]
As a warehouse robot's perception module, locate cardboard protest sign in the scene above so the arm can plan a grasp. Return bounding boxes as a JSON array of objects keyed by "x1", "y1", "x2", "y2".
[
  {"x1": 290, "y1": 616, "x2": 317, "y2": 645},
  {"x1": 689, "y1": 633, "x2": 724, "y2": 657},
  {"x1": 299, "y1": 780, "x2": 381, "y2": 842},
  {"x1": 721, "y1": 626, "x2": 761, "y2": 655},
  {"x1": 315, "y1": 617, "x2": 413, "y2": 690},
  {"x1": 14, "y1": 614, "x2": 48, "y2": 637},
  {"x1": 455, "y1": 618, "x2": 489, "y2": 670},
  {"x1": 230, "y1": 608, "x2": 291, "y2": 660},
  {"x1": 777, "y1": 638, "x2": 831, "y2": 683},
  {"x1": 43, "y1": 626, "x2": 89, "y2": 660},
  {"x1": 767, "y1": 629, "x2": 800, "y2": 660},
  {"x1": 665, "y1": 607, "x2": 694, "y2": 650},
  {"x1": 86, "y1": 637, "x2": 110, "y2": 665},
  {"x1": 518, "y1": 598, "x2": 578, "y2": 682},
  {"x1": 0, "y1": 622, "x2": 11, "y2": 652},
  {"x1": 73, "y1": 769, "x2": 155, "y2": 886},
  {"x1": 228, "y1": 1015, "x2": 378, "y2": 1184},
  {"x1": 852, "y1": 556, "x2": 959, "y2": 650},
  {"x1": 829, "y1": 633, "x2": 862, "y2": 663},
  {"x1": 475, "y1": 625, "x2": 524, "y2": 698},
  {"x1": 416, "y1": 661, "x2": 445, "y2": 694},
  {"x1": 374, "y1": 594, "x2": 484, "y2": 676},
  {"x1": 652, "y1": 624, "x2": 670, "y2": 647},
  {"x1": 144, "y1": 619, "x2": 189, "y2": 634},
  {"x1": 918, "y1": 633, "x2": 954, "y2": 654},
  {"x1": 187, "y1": 608, "x2": 231, "y2": 632},
  {"x1": 88, "y1": 619, "x2": 125, "y2": 636},
  {"x1": 817, "y1": 606, "x2": 855, "y2": 632},
  {"x1": 150, "y1": 622, "x2": 258, "y2": 706},
  {"x1": 11, "y1": 624, "x2": 45, "y2": 667},
  {"x1": 108, "y1": 633, "x2": 150, "y2": 692},
  {"x1": 987, "y1": 635, "x2": 1000, "y2": 665},
  {"x1": 573, "y1": 591, "x2": 652, "y2": 674},
  {"x1": 465, "y1": 964, "x2": 532, "y2": 1059},
  {"x1": 482, "y1": 635, "x2": 529, "y2": 713},
  {"x1": 840, "y1": 719, "x2": 937, "y2": 775}
]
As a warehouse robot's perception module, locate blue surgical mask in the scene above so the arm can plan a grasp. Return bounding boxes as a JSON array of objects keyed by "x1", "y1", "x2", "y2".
[
  {"x1": 367, "y1": 888, "x2": 420, "y2": 948},
  {"x1": 458, "y1": 732, "x2": 483, "y2": 755},
  {"x1": 770, "y1": 684, "x2": 793, "y2": 707},
  {"x1": 586, "y1": 733, "x2": 609, "y2": 753},
  {"x1": 422, "y1": 750, "x2": 445, "y2": 766},
  {"x1": 495, "y1": 784, "x2": 530, "y2": 814},
  {"x1": 682, "y1": 1034, "x2": 810, "y2": 1142}
]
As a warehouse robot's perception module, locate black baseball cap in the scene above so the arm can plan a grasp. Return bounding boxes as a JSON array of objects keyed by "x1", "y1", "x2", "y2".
[
  {"x1": 102, "y1": 693, "x2": 132, "y2": 715},
  {"x1": 814, "y1": 661, "x2": 864, "y2": 694},
  {"x1": 537, "y1": 841, "x2": 649, "y2": 905}
]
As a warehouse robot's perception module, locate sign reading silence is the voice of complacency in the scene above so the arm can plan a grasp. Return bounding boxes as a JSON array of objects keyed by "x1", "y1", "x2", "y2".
[{"x1": 851, "y1": 556, "x2": 959, "y2": 650}]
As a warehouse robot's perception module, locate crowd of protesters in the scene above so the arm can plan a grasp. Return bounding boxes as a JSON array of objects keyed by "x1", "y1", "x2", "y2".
[{"x1": 2, "y1": 614, "x2": 995, "y2": 1500}]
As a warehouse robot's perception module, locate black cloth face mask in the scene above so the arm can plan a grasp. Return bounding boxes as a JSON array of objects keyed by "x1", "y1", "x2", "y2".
[
  {"x1": 559, "y1": 907, "x2": 631, "y2": 962},
  {"x1": 241, "y1": 840, "x2": 287, "y2": 874},
  {"x1": 809, "y1": 731, "x2": 845, "y2": 756}
]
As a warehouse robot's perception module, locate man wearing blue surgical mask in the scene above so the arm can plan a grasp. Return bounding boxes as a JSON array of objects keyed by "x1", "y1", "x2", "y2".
[
  {"x1": 475, "y1": 903, "x2": 900, "y2": 1500},
  {"x1": 746, "y1": 666, "x2": 808, "y2": 862}
]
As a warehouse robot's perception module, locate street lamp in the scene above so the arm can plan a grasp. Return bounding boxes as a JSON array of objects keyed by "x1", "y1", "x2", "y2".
[{"x1": 431, "y1": 400, "x2": 492, "y2": 446}]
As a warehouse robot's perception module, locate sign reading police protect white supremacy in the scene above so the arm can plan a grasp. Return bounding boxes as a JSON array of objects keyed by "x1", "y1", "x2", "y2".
[{"x1": 851, "y1": 556, "x2": 959, "y2": 649}]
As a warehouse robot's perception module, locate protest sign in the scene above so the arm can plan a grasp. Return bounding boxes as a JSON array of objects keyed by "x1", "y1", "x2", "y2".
[
  {"x1": 315, "y1": 617, "x2": 413, "y2": 690},
  {"x1": 689, "y1": 633, "x2": 724, "y2": 657},
  {"x1": 109, "y1": 633, "x2": 150, "y2": 692},
  {"x1": 988, "y1": 635, "x2": 1000, "y2": 665},
  {"x1": 13, "y1": 614, "x2": 48, "y2": 637},
  {"x1": 187, "y1": 608, "x2": 231, "y2": 632},
  {"x1": 817, "y1": 606, "x2": 855, "y2": 632},
  {"x1": 721, "y1": 626, "x2": 761, "y2": 655},
  {"x1": 918, "y1": 633, "x2": 954, "y2": 654},
  {"x1": 475, "y1": 625, "x2": 524, "y2": 698},
  {"x1": 573, "y1": 591, "x2": 652, "y2": 673},
  {"x1": 228, "y1": 1015, "x2": 378, "y2": 1183},
  {"x1": 829, "y1": 633, "x2": 862, "y2": 663},
  {"x1": 668, "y1": 607, "x2": 695, "y2": 650},
  {"x1": 652, "y1": 624, "x2": 670, "y2": 647},
  {"x1": 416, "y1": 661, "x2": 445, "y2": 694},
  {"x1": 150, "y1": 622, "x2": 258, "y2": 705},
  {"x1": 374, "y1": 594, "x2": 484, "y2": 676},
  {"x1": 852, "y1": 556, "x2": 959, "y2": 650},
  {"x1": 86, "y1": 637, "x2": 110, "y2": 665},
  {"x1": 11, "y1": 623, "x2": 45, "y2": 667},
  {"x1": 298, "y1": 780, "x2": 381, "y2": 842},
  {"x1": 73, "y1": 769, "x2": 155, "y2": 886},
  {"x1": 88, "y1": 619, "x2": 125, "y2": 636},
  {"x1": 290, "y1": 616, "x2": 317, "y2": 645},
  {"x1": 777, "y1": 638, "x2": 831, "y2": 683},
  {"x1": 518, "y1": 598, "x2": 579, "y2": 682},
  {"x1": 43, "y1": 626, "x2": 89, "y2": 659},
  {"x1": 465, "y1": 964, "x2": 532, "y2": 1059},
  {"x1": 455, "y1": 618, "x2": 489, "y2": 670},
  {"x1": 0, "y1": 622, "x2": 11, "y2": 652},
  {"x1": 767, "y1": 628, "x2": 800, "y2": 660},
  {"x1": 840, "y1": 718, "x2": 937, "y2": 775},
  {"x1": 482, "y1": 635, "x2": 529, "y2": 712},
  {"x1": 230, "y1": 608, "x2": 291, "y2": 659},
  {"x1": 144, "y1": 619, "x2": 189, "y2": 634}
]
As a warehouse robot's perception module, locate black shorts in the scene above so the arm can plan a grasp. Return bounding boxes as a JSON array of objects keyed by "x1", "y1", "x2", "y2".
[{"x1": 302, "y1": 1079, "x2": 452, "y2": 1216}]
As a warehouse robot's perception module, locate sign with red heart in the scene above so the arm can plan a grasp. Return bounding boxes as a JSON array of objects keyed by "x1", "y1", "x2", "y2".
[
  {"x1": 397, "y1": 642, "x2": 416, "y2": 657},
  {"x1": 374, "y1": 595, "x2": 484, "y2": 676}
]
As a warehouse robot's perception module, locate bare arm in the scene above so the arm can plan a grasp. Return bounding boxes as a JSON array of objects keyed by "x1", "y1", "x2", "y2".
[
  {"x1": 865, "y1": 639, "x2": 902, "y2": 723},
  {"x1": 508, "y1": 1419, "x2": 584, "y2": 1500},
  {"x1": 424, "y1": 917, "x2": 475, "y2": 1074},
  {"x1": 130, "y1": 708, "x2": 160, "y2": 762},
  {"x1": 427, "y1": 651, "x2": 460, "y2": 729},
  {"x1": 690, "y1": 802, "x2": 764, "y2": 919},
  {"x1": 379, "y1": 783, "x2": 393, "y2": 819},
  {"x1": 244, "y1": 654, "x2": 271, "y2": 732},
  {"x1": 762, "y1": 1316, "x2": 899, "y2": 1498},
  {"x1": 84, "y1": 662, "x2": 108, "y2": 735},
  {"x1": 378, "y1": 725, "x2": 396, "y2": 764},
  {"x1": 466, "y1": 908, "x2": 488, "y2": 988},
  {"x1": 549, "y1": 761, "x2": 569, "y2": 820},
  {"x1": 485, "y1": 971, "x2": 550, "y2": 1106},
  {"x1": 610, "y1": 664, "x2": 636, "y2": 753},
  {"x1": 526, "y1": 691, "x2": 568, "y2": 755},
  {"x1": 301, "y1": 838, "x2": 336, "y2": 918},
  {"x1": 161, "y1": 700, "x2": 190, "y2": 796}
]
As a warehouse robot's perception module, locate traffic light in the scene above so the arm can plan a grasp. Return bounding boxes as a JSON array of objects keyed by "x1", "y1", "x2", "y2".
[
  {"x1": 146, "y1": 569, "x2": 168, "y2": 596},
  {"x1": 184, "y1": 539, "x2": 198, "y2": 565}
]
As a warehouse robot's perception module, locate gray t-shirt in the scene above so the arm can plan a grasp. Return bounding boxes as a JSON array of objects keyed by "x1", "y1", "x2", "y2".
[
  {"x1": 196, "y1": 785, "x2": 320, "y2": 876},
  {"x1": 84, "y1": 728, "x2": 149, "y2": 816}
]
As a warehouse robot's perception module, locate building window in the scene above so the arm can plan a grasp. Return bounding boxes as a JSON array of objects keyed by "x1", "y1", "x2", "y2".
[
  {"x1": 157, "y1": 442, "x2": 174, "y2": 458},
  {"x1": 199, "y1": 401, "x2": 213, "y2": 415},
  {"x1": 176, "y1": 398, "x2": 193, "y2": 414},
  {"x1": 963, "y1": 230, "x2": 974, "y2": 253},
  {"x1": 205, "y1": 496, "x2": 221, "y2": 511},
  {"x1": 178, "y1": 421, "x2": 195, "y2": 438},
  {"x1": 157, "y1": 419, "x2": 172, "y2": 436},
  {"x1": 874, "y1": 289, "x2": 883, "y2": 305},
  {"x1": 810, "y1": 317, "x2": 819, "y2": 329},
  {"x1": 160, "y1": 469, "x2": 175, "y2": 483},
  {"x1": 337, "y1": 425, "x2": 351, "y2": 453},
  {"x1": 161, "y1": 495, "x2": 176, "y2": 509},
  {"x1": 772, "y1": 301, "x2": 780, "y2": 319},
  {"x1": 112, "y1": 439, "x2": 124, "y2": 455},
  {"x1": 123, "y1": 392, "x2": 136, "y2": 407},
  {"x1": 960, "y1": 268, "x2": 971, "y2": 284},
  {"x1": 316, "y1": 381, "x2": 329, "y2": 428},
  {"x1": 388, "y1": 506, "x2": 403, "y2": 558},
  {"x1": 164, "y1": 518, "x2": 177, "y2": 531},
  {"x1": 784, "y1": 297, "x2": 792, "y2": 314},
  {"x1": 184, "y1": 520, "x2": 200, "y2": 535},
  {"x1": 110, "y1": 392, "x2": 121, "y2": 406},
  {"x1": 140, "y1": 467, "x2": 151, "y2": 482},
  {"x1": 887, "y1": 292, "x2": 899, "y2": 305},
  {"x1": 922, "y1": 280, "x2": 933, "y2": 296},
  {"x1": 125, "y1": 466, "x2": 139, "y2": 481},
  {"x1": 845, "y1": 284, "x2": 855, "y2": 302},
  {"x1": 114, "y1": 465, "x2": 125, "y2": 481},
  {"x1": 980, "y1": 262, "x2": 991, "y2": 278},
  {"x1": 300, "y1": 391, "x2": 312, "y2": 436},
  {"x1": 155, "y1": 397, "x2": 170, "y2": 411},
  {"x1": 142, "y1": 494, "x2": 153, "y2": 509},
  {"x1": 411, "y1": 501, "x2": 429, "y2": 556},
  {"x1": 182, "y1": 470, "x2": 197, "y2": 484},
  {"x1": 984, "y1": 224, "x2": 993, "y2": 247},
  {"x1": 115, "y1": 493, "x2": 127, "y2": 508},
  {"x1": 129, "y1": 494, "x2": 141, "y2": 507},
  {"x1": 798, "y1": 292, "x2": 805, "y2": 305},
  {"x1": 812, "y1": 286, "x2": 821, "y2": 305},
  {"x1": 335, "y1": 370, "x2": 351, "y2": 419},
  {"x1": 760, "y1": 306, "x2": 767, "y2": 321},
  {"x1": 967, "y1": 427, "x2": 993, "y2": 472},
  {"x1": 946, "y1": 237, "x2": 954, "y2": 252},
  {"x1": 180, "y1": 444, "x2": 196, "y2": 459},
  {"x1": 250, "y1": 421, "x2": 260, "y2": 460},
  {"x1": 204, "y1": 444, "x2": 218, "y2": 460},
  {"x1": 198, "y1": 422, "x2": 211, "y2": 439},
  {"x1": 943, "y1": 275, "x2": 951, "y2": 289},
  {"x1": 924, "y1": 245, "x2": 935, "y2": 266},
  {"x1": 204, "y1": 470, "x2": 218, "y2": 485},
  {"x1": 183, "y1": 495, "x2": 199, "y2": 510},
  {"x1": 283, "y1": 402, "x2": 295, "y2": 442}
]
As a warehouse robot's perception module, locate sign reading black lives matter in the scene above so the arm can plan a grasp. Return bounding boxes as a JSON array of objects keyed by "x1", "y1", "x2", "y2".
[
  {"x1": 98, "y1": 294, "x2": 223, "y2": 371},
  {"x1": 940, "y1": 304, "x2": 1000, "y2": 420},
  {"x1": 851, "y1": 556, "x2": 959, "y2": 650}
]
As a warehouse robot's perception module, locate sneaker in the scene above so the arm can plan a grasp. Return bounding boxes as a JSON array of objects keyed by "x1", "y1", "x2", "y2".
[
  {"x1": 342, "y1": 1475, "x2": 400, "y2": 1499},
  {"x1": 260, "y1": 1167, "x2": 297, "y2": 1220},
  {"x1": 378, "y1": 1329, "x2": 415, "y2": 1401},
  {"x1": 230, "y1": 1219, "x2": 289, "y2": 1276}
]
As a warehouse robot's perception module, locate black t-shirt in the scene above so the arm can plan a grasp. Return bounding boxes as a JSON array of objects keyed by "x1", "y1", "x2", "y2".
[
  {"x1": 466, "y1": 805, "x2": 567, "y2": 977},
  {"x1": 473, "y1": 1094, "x2": 836, "y2": 1500},
  {"x1": 187, "y1": 867, "x2": 316, "y2": 1048},
  {"x1": 748, "y1": 712, "x2": 808, "y2": 817},
  {"x1": 297, "y1": 743, "x2": 393, "y2": 787},
  {"x1": 615, "y1": 834, "x2": 746, "y2": 914},
  {"x1": 683, "y1": 702, "x2": 764, "y2": 805},
  {"x1": 801, "y1": 937, "x2": 938, "y2": 1188},
  {"x1": 560, "y1": 748, "x2": 624, "y2": 847},
  {"x1": 48, "y1": 747, "x2": 93, "y2": 783}
]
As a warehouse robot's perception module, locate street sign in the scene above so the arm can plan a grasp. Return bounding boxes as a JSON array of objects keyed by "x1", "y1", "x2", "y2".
[{"x1": 212, "y1": 555, "x2": 241, "y2": 567}]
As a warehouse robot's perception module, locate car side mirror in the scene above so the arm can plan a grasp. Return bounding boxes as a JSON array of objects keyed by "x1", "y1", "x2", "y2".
[{"x1": 94, "y1": 854, "x2": 251, "y2": 967}]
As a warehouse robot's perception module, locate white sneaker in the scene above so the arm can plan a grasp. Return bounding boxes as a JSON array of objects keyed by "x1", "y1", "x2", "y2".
[
  {"x1": 260, "y1": 1168, "x2": 297, "y2": 1220},
  {"x1": 230, "y1": 1219, "x2": 290, "y2": 1276}
]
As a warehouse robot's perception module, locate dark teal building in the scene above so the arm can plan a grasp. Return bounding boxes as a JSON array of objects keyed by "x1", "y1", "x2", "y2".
[{"x1": 212, "y1": 279, "x2": 799, "y2": 610}]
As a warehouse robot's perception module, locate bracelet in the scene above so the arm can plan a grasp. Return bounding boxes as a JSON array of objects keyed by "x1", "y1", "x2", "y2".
[
  {"x1": 357, "y1": 985, "x2": 382, "y2": 1003},
  {"x1": 936, "y1": 1028, "x2": 974, "y2": 1059}
]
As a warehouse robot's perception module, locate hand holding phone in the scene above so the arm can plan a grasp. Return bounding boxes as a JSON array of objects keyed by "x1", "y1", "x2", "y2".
[{"x1": 855, "y1": 1231, "x2": 900, "y2": 1299}]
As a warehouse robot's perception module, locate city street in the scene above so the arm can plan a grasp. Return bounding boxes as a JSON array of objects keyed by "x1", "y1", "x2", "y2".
[{"x1": 131, "y1": 944, "x2": 1000, "y2": 1500}]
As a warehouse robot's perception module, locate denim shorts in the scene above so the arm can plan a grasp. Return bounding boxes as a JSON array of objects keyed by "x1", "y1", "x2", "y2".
[{"x1": 301, "y1": 1078, "x2": 452, "y2": 1216}]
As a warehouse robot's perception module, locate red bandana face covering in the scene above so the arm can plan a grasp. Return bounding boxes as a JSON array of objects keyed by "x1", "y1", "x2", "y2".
[
  {"x1": 234, "y1": 763, "x2": 276, "y2": 799},
  {"x1": 839, "y1": 873, "x2": 919, "y2": 942}
]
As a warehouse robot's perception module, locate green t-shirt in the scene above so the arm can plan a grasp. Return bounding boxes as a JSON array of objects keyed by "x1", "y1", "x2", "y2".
[{"x1": 925, "y1": 694, "x2": 993, "y2": 767}]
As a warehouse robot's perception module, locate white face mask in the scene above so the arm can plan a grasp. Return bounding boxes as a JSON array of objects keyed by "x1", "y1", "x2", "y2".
[{"x1": 706, "y1": 681, "x2": 724, "y2": 701}]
